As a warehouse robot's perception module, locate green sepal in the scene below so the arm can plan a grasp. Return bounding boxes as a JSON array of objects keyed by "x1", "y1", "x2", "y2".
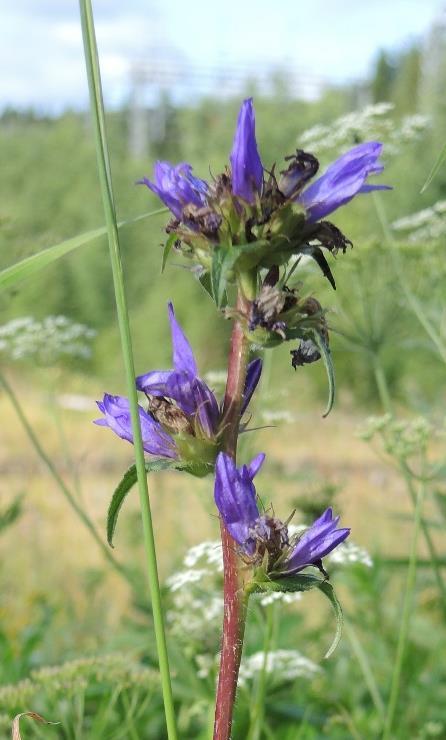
[
  {"x1": 161, "y1": 233, "x2": 178, "y2": 273},
  {"x1": 107, "y1": 459, "x2": 212, "y2": 547}
]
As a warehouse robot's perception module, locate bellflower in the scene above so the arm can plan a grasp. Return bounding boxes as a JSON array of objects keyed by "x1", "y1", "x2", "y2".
[
  {"x1": 214, "y1": 452, "x2": 350, "y2": 575},
  {"x1": 94, "y1": 394, "x2": 178, "y2": 459},
  {"x1": 229, "y1": 98, "x2": 264, "y2": 204},
  {"x1": 95, "y1": 304, "x2": 262, "y2": 462},
  {"x1": 139, "y1": 162, "x2": 208, "y2": 221},
  {"x1": 298, "y1": 141, "x2": 392, "y2": 223}
]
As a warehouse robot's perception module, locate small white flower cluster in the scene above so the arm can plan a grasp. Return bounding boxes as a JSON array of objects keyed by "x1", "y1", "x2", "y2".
[
  {"x1": 238, "y1": 649, "x2": 321, "y2": 686},
  {"x1": 327, "y1": 541, "x2": 373, "y2": 568},
  {"x1": 183, "y1": 540, "x2": 224, "y2": 571},
  {"x1": 166, "y1": 541, "x2": 224, "y2": 642},
  {"x1": 358, "y1": 414, "x2": 433, "y2": 459},
  {"x1": 260, "y1": 409, "x2": 296, "y2": 425},
  {"x1": 392, "y1": 200, "x2": 446, "y2": 243},
  {"x1": 299, "y1": 103, "x2": 430, "y2": 157},
  {"x1": 0, "y1": 315, "x2": 96, "y2": 364},
  {"x1": 256, "y1": 590, "x2": 302, "y2": 607}
]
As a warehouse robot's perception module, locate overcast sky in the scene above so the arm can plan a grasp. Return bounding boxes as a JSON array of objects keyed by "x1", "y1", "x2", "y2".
[{"x1": 2, "y1": 0, "x2": 445, "y2": 111}]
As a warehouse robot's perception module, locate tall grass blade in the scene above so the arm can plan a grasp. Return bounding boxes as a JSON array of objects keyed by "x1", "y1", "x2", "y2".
[
  {"x1": 78, "y1": 2, "x2": 177, "y2": 738},
  {"x1": 0, "y1": 208, "x2": 166, "y2": 292},
  {"x1": 420, "y1": 141, "x2": 446, "y2": 193}
]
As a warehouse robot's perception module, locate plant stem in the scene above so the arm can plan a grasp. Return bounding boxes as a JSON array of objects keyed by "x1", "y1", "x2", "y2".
[
  {"x1": 371, "y1": 355, "x2": 446, "y2": 608},
  {"x1": 373, "y1": 193, "x2": 446, "y2": 365},
  {"x1": 214, "y1": 289, "x2": 251, "y2": 740},
  {"x1": 344, "y1": 619, "x2": 385, "y2": 720},
  {"x1": 247, "y1": 603, "x2": 276, "y2": 740},
  {"x1": 381, "y1": 475, "x2": 425, "y2": 740},
  {"x1": 0, "y1": 370, "x2": 128, "y2": 581},
  {"x1": 78, "y1": 3, "x2": 177, "y2": 738}
]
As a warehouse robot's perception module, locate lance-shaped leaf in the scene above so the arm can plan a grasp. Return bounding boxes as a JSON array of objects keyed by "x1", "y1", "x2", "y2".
[
  {"x1": 313, "y1": 330, "x2": 336, "y2": 418},
  {"x1": 0, "y1": 208, "x2": 167, "y2": 292},
  {"x1": 318, "y1": 580, "x2": 343, "y2": 659},
  {"x1": 248, "y1": 574, "x2": 343, "y2": 659},
  {"x1": 107, "y1": 459, "x2": 212, "y2": 546}
]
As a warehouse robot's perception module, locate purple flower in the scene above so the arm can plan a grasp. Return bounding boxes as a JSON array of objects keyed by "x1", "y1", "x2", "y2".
[
  {"x1": 298, "y1": 142, "x2": 391, "y2": 223},
  {"x1": 230, "y1": 98, "x2": 264, "y2": 204},
  {"x1": 136, "y1": 302, "x2": 262, "y2": 438},
  {"x1": 214, "y1": 450, "x2": 266, "y2": 554},
  {"x1": 94, "y1": 394, "x2": 178, "y2": 459},
  {"x1": 214, "y1": 452, "x2": 349, "y2": 573},
  {"x1": 95, "y1": 304, "x2": 262, "y2": 461},
  {"x1": 278, "y1": 508, "x2": 350, "y2": 576},
  {"x1": 139, "y1": 162, "x2": 208, "y2": 220}
]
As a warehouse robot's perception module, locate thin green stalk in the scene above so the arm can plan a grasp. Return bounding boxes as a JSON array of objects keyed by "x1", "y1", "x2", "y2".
[
  {"x1": 371, "y1": 356, "x2": 446, "y2": 608},
  {"x1": 344, "y1": 619, "x2": 385, "y2": 720},
  {"x1": 372, "y1": 355, "x2": 392, "y2": 415},
  {"x1": 0, "y1": 370, "x2": 128, "y2": 581},
  {"x1": 78, "y1": 3, "x2": 177, "y2": 738},
  {"x1": 373, "y1": 193, "x2": 446, "y2": 365},
  {"x1": 381, "y1": 476, "x2": 425, "y2": 740},
  {"x1": 399, "y1": 463, "x2": 446, "y2": 609},
  {"x1": 247, "y1": 603, "x2": 277, "y2": 740}
]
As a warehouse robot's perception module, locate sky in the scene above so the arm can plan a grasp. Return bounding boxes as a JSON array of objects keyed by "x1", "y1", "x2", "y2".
[{"x1": 2, "y1": 0, "x2": 446, "y2": 112}]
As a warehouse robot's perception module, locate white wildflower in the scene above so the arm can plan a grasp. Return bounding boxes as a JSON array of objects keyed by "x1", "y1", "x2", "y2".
[
  {"x1": 260, "y1": 409, "x2": 296, "y2": 424},
  {"x1": 238, "y1": 649, "x2": 321, "y2": 686},
  {"x1": 0, "y1": 315, "x2": 96, "y2": 364},
  {"x1": 257, "y1": 590, "x2": 303, "y2": 607},
  {"x1": 165, "y1": 568, "x2": 210, "y2": 592}
]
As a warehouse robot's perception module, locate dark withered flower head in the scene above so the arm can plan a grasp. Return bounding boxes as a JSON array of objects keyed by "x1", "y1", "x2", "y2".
[
  {"x1": 214, "y1": 452, "x2": 350, "y2": 577},
  {"x1": 139, "y1": 99, "x2": 390, "y2": 295},
  {"x1": 95, "y1": 303, "x2": 262, "y2": 466}
]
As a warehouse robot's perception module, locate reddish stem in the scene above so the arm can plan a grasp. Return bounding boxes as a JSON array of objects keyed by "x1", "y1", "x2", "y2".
[{"x1": 214, "y1": 290, "x2": 250, "y2": 740}]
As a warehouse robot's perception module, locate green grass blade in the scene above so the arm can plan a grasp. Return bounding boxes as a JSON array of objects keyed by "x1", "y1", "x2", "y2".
[
  {"x1": 79, "y1": 2, "x2": 177, "y2": 738},
  {"x1": 420, "y1": 141, "x2": 446, "y2": 193},
  {"x1": 0, "y1": 208, "x2": 166, "y2": 292}
]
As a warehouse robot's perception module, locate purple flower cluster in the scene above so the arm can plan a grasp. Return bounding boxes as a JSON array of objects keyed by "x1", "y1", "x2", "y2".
[
  {"x1": 95, "y1": 303, "x2": 261, "y2": 461},
  {"x1": 214, "y1": 452, "x2": 350, "y2": 577},
  {"x1": 141, "y1": 97, "x2": 390, "y2": 231}
]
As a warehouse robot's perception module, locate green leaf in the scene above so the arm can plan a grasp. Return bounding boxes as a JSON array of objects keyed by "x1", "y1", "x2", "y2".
[
  {"x1": 0, "y1": 208, "x2": 167, "y2": 292},
  {"x1": 197, "y1": 270, "x2": 214, "y2": 301},
  {"x1": 161, "y1": 232, "x2": 178, "y2": 273},
  {"x1": 420, "y1": 141, "x2": 446, "y2": 193},
  {"x1": 314, "y1": 331, "x2": 335, "y2": 418},
  {"x1": 318, "y1": 580, "x2": 343, "y2": 659},
  {"x1": 250, "y1": 573, "x2": 324, "y2": 595},
  {"x1": 0, "y1": 494, "x2": 23, "y2": 534},
  {"x1": 107, "y1": 459, "x2": 212, "y2": 547},
  {"x1": 211, "y1": 246, "x2": 238, "y2": 307}
]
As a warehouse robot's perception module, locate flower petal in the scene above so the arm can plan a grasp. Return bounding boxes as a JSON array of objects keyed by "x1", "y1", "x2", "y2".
[
  {"x1": 95, "y1": 393, "x2": 178, "y2": 459},
  {"x1": 299, "y1": 141, "x2": 390, "y2": 222},
  {"x1": 230, "y1": 98, "x2": 263, "y2": 204},
  {"x1": 214, "y1": 452, "x2": 260, "y2": 547},
  {"x1": 168, "y1": 302, "x2": 198, "y2": 377},
  {"x1": 241, "y1": 357, "x2": 262, "y2": 415}
]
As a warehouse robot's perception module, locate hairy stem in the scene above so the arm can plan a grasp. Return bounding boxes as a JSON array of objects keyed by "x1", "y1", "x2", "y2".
[{"x1": 214, "y1": 289, "x2": 251, "y2": 740}]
